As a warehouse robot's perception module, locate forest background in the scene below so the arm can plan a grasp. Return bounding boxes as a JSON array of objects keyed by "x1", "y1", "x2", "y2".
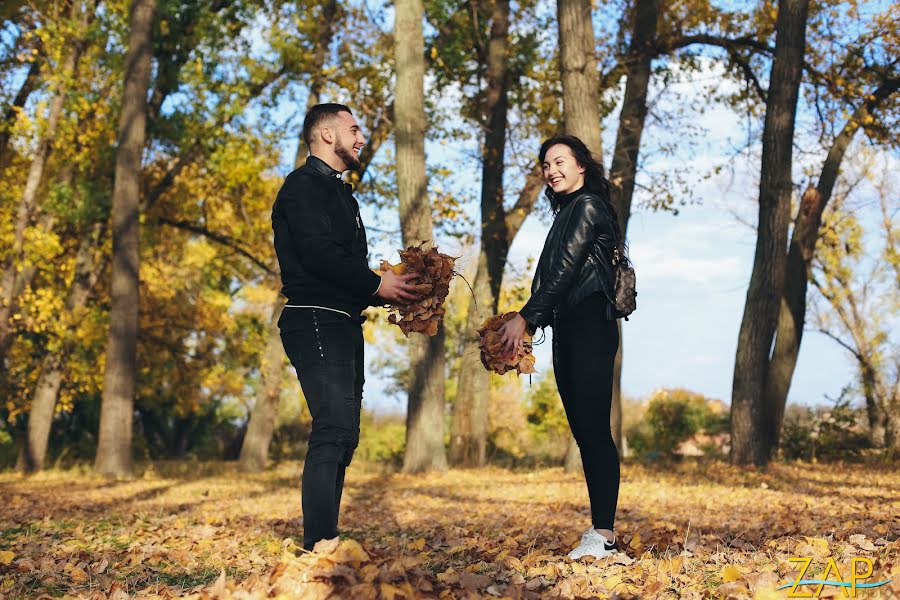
[
  {"x1": 1, "y1": 0, "x2": 899, "y2": 598},
  {"x1": 0, "y1": 0, "x2": 897, "y2": 474}
]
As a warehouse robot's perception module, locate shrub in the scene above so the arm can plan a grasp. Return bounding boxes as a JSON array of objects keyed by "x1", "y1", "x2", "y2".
[
  {"x1": 523, "y1": 371, "x2": 570, "y2": 463},
  {"x1": 626, "y1": 388, "x2": 729, "y2": 459},
  {"x1": 780, "y1": 392, "x2": 871, "y2": 462},
  {"x1": 356, "y1": 412, "x2": 406, "y2": 466}
]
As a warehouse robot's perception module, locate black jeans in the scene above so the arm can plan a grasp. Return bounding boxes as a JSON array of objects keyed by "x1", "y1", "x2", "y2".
[
  {"x1": 279, "y1": 308, "x2": 364, "y2": 550},
  {"x1": 553, "y1": 293, "x2": 620, "y2": 531}
]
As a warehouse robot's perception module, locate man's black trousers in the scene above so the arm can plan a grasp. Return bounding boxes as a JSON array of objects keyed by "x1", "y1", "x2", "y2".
[
  {"x1": 279, "y1": 308, "x2": 363, "y2": 550},
  {"x1": 552, "y1": 293, "x2": 620, "y2": 531}
]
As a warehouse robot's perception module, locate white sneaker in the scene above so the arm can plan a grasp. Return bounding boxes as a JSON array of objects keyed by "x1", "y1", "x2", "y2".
[{"x1": 567, "y1": 527, "x2": 618, "y2": 560}]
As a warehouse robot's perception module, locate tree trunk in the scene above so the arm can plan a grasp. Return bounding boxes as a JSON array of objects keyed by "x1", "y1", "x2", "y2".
[
  {"x1": 404, "y1": 330, "x2": 448, "y2": 472},
  {"x1": 730, "y1": 0, "x2": 808, "y2": 466},
  {"x1": 238, "y1": 296, "x2": 286, "y2": 471},
  {"x1": 606, "y1": 0, "x2": 659, "y2": 456},
  {"x1": 563, "y1": 435, "x2": 581, "y2": 471},
  {"x1": 764, "y1": 79, "x2": 900, "y2": 452},
  {"x1": 395, "y1": 0, "x2": 447, "y2": 472},
  {"x1": 859, "y1": 361, "x2": 886, "y2": 448},
  {"x1": 22, "y1": 362, "x2": 63, "y2": 466},
  {"x1": 449, "y1": 0, "x2": 511, "y2": 467},
  {"x1": 610, "y1": 325, "x2": 623, "y2": 450},
  {"x1": 0, "y1": 0, "x2": 96, "y2": 368},
  {"x1": 884, "y1": 404, "x2": 900, "y2": 452},
  {"x1": 293, "y1": 0, "x2": 338, "y2": 168},
  {"x1": 95, "y1": 0, "x2": 157, "y2": 478},
  {"x1": 557, "y1": 0, "x2": 601, "y2": 158},
  {"x1": 451, "y1": 255, "x2": 494, "y2": 466},
  {"x1": 449, "y1": 167, "x2": 543, "y2": 467},
  {"x1": 22, "y1": 222, "x2": 104, "y2": 472},
  {"x1": 555, "y1": 0, "x2": 602, "y2": 473}
]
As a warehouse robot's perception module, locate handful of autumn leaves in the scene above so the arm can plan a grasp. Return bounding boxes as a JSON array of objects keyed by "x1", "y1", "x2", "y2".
[
  {"x1": 379, "y1": 243, "x2": 457, "y2": 337},
  {"x1": 478, "y1": 312, "x2": 537, "y2": 375}
]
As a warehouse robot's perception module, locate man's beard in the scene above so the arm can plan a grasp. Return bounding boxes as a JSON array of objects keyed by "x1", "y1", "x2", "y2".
[{"x1": 335, "y1": 137, "x2": 361, "y2": 171}]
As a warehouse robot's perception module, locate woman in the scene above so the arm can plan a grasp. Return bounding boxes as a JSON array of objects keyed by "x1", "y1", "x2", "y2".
[{"x1": 499, "y1": 134, "x2": 624, "y2": 560}]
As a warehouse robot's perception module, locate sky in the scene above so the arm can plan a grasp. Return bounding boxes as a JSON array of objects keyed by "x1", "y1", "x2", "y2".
[
  {"x1": 251, "y1": 17, "x2": 892, "y2": 417},
  {"x1": 313, "y1": 69, "x2": 865, "y2": 415}
]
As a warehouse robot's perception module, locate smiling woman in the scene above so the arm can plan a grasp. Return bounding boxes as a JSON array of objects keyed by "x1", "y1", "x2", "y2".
[
  {"x1": 497, "y1": 134, "x2": 628, "y2": 561},
  {"x1": 543, "y1": 143, "x2": 585, "y2": 196}
]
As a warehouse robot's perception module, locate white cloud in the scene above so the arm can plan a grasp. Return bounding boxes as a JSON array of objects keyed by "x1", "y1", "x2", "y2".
[{"x1": 631, "y1": 243, "x2": 743, "y2": 287}]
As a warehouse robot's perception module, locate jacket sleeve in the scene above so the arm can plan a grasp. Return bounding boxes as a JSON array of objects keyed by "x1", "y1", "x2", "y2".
[
  {"x1": 278, "y1": 175, "x2": 382, "y2": 298},
  {"x1": 519, "y1": 196, "x2": 607, "y2": 328}
]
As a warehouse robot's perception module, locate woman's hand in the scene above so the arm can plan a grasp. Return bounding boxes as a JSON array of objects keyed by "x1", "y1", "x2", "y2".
[{"x1": 498, "y1": 313, "x2": 527, "y2": 359}]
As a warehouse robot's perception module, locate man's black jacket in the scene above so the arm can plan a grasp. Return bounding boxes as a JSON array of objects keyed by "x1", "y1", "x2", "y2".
[
  {"x1": 272, "y1": 156, "x2": 381, "y2": 316},
  {"x1": 519, "y1": 189, "x2": 619, "y2": 330}
]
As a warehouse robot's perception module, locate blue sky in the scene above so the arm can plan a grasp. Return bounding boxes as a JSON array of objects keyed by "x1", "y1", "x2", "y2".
[
  {"x1": 253, "y1": 20, "x2": 892, "y2": 416},
  {"x1": 298, "y1": 67, "x2": 866, "y2": 414}
]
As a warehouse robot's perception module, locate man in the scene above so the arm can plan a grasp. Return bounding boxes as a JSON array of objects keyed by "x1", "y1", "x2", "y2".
[{"x1": 272, "y1": 103, "x2": 418, "y2": 550}]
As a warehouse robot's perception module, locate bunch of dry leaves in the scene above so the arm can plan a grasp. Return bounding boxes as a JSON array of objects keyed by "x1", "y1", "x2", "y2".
[
  {"x1": 380, "y1": 244, "x2": 457, "y2": 337},
  {"x1": 478, "y1": 312, "x2": 537, "y2": 375}
]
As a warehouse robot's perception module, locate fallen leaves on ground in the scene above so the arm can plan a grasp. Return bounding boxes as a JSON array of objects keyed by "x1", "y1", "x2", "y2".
[
  {"x1": 478, "y1": 312, "x2": 537, "y2": 375},
  {"x1": 380, "y1": 243, "x2": 457, "y2": 337},
  {"x1": 0, "y1": 460, "x2": 897, "y2": 598}
]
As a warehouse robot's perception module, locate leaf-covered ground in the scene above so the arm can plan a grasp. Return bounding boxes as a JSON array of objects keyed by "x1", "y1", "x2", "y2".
[{"x1": 0, "y1": 460, "x2": 897, "y2": 599}]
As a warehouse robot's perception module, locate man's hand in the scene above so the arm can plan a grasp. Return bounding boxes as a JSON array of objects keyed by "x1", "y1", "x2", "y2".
[
  {"x1": 498, "y1": 312, "x2": 527, "y2": 359},
  {"x1": 376, "y1": 269, "x2": 421, "y2": 304}
]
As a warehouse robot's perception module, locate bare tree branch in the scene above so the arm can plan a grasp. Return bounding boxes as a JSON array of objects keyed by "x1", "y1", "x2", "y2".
[
  {"x1": 503, "y1": 164, "x2": 544, "y2": 244},
  {"x1": 157, "y1": 217, "x2": 276, "y2": 276},
  {"x1": 814, "y1": 327, "x2": 863, "y2": 362}
]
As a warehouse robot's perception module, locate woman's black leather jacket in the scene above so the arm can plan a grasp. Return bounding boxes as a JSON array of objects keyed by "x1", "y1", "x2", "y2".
[{"x1": 519, "y1": 190, "x2": 618, "y2": 329}]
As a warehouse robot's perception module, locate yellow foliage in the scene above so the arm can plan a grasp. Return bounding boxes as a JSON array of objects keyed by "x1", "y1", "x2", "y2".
[
  {"x1": 721, "y1": 564, "x2": 743, "y2": 583},
  {"x1": 239, "y1": 285, "x2": 279, "y2": 311}
]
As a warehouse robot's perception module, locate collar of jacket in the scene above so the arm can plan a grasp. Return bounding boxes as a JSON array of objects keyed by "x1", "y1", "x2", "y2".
[
  {"x1": 304, "y1": 155, "x2": 345, "y2": 180},
  {"x1": 557, "y1": 186, "x2": 587, "y2": 210}
]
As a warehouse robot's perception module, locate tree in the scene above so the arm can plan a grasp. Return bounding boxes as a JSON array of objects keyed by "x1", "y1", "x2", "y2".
[
  {"x1": 95, "y1": 0, "x2": 158, "y2": 477},
  {"x1": 292, "y1": 0, "x2": 338, "y2": 168},
  {"x1": 237, "y1": 296, "x2": 286, "y2": 472},
  {"x1": 395, "y1": 0, "x2": 448, "y2": 472},
  {"x1": 2, "y1": 1, "x2": 326, "y2": 470},
  {"x1": 555, "y1": 0, "x2": 604, "y2": 474},
  {"x1": 21, "y1": 223, "x2": 104, "y2": 471},
  {"x1": 16, "y1": 3, "x2": 258, "y2": 470},
  {"x1": 593, "y1": 0, "x2": 661, "y2": 470},
  {"x1": 449, "y1": 0, "x2": 511, "y2": 467},
  {"x1": 557, "y1": 0, "x2": 601, "y2": 156},
  {"x1": 731, "y1": 0, "x2": 809, "y2": 466},
  {"x1": 240, "y1": 1, "x2": 400, "y2": 471},
  {"x1": 11, "y1": 0, "x2": 275, "y2": 472},
  {"x1": 0, "y1": 1, "x2": 97, "y2": 373},
  {"x1": 239, "y1": 0, "x2": 341, "y2": 473},
  {"x1": 763, "y1": 3, "x2": 900, "y2": 455},
  {"x1": 445, "y1": 0, "x2": 547, "y2": 467},
  {"x1": 764, "y1": 81, "x2": 899, "y2": 451},
  {"x1": 810, "y1": 181, "x2": 899, "y2": 450}
]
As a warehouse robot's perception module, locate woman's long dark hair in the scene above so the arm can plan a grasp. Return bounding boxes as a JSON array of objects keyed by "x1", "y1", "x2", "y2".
[{"x1": 539, "y1": 134, "x2": 612, "y2": 216}]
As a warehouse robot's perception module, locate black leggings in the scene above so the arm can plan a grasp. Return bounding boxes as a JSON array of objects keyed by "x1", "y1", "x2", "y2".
[
  {"x1": 553, "y1": 293, "x2": 620, "y2": 531},
  {"x1": 279, "y1": 308, "x2": 364, "y2": 550}
]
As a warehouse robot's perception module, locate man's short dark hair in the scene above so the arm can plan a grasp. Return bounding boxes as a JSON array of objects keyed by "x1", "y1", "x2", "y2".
[{"x1": 302, "y1": 103, "x2": 353, "y2": 147}]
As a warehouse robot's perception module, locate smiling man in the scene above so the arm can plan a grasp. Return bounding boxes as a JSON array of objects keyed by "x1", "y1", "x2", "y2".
[{"x1": 271, "y1": 103, "x2": 419, "y2": 550}]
